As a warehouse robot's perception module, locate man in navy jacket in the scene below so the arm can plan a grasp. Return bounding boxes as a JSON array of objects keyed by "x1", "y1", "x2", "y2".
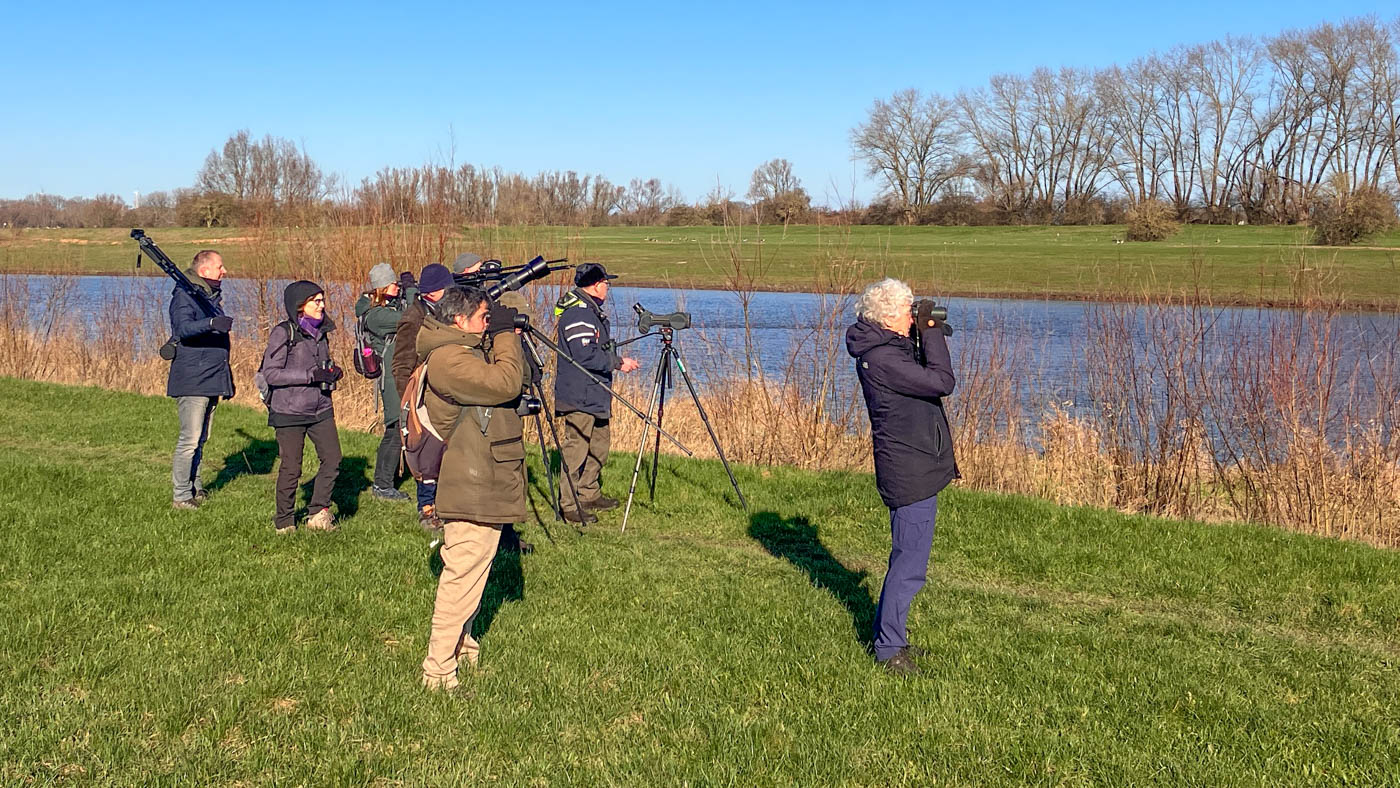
[
  {"x1": 552, "y1": 263, "x2": 639, "y2": 523},
  {"x1": 846, "y1": 278, "x2": 959, "y2": 675},
  {"x1": 167, "y1": 250, "x2": 234, "y2": 510}
]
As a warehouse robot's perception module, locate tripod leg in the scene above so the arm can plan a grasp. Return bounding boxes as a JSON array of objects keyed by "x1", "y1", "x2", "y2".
[
  {"x1": 621, "y1": 359, "x2": 666, "y2": 533},
  {"x1": 671, "y1": 345, "x2": 749, "y2": 512},
  {"x1": 530, "y1": 391, "x2": 560, "y2": 522},
  {"x1": 648, "y1": 349, "x2": 669, "y2": 501},
  {"x1": 545, "y1": 405, "x2": 588, "y2": 526}
]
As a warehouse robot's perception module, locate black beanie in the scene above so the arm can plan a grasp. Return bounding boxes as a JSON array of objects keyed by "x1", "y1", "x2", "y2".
[{"x1": 283, "y1": 280, "x2": 324, "y2": 322}]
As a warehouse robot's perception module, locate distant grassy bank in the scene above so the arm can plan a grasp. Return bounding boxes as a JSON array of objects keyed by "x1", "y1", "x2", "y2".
[
  {"x1": 3, "y1": 379, "x2": 1399, "y2": 784},
  {"x1": 5, "y1": 224, "x2": 1400, "y2": 307}
]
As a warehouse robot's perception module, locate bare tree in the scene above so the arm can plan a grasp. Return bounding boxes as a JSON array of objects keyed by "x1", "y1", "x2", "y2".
[
  {"x1": 853, "y1": 89, "x2": 967, "y2": 222},
  {"x1": 747, "y1": 159, "x2": 811, "y2": 224}
]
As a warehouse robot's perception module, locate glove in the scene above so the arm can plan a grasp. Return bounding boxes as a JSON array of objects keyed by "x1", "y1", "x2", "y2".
[
  {"x1": 486, "y1": 303, "x2": 520, "y2": 336},
  {"x1": 209, "y1": 315, "x2": 234, "y2": 333},
  {"x1": 398, "y1": 271, "x2": 417, "y2": 289},
  {"x1": 913, "y1": 300, "x2": 938, "y2": 329},
  {"x1": 311, "y1": 365, "x2": 343, "y2": 384}
]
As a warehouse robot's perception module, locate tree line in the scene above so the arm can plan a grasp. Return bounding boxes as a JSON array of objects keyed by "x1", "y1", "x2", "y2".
[
  {"x1": 853, "y1": 16, "x2": 1400, "y2": 225},
  {"x1": 0, "y1": 129, "x2": 813, "y2": 230}
]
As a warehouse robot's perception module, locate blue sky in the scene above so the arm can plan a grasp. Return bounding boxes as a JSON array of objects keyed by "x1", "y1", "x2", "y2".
[{"x1": 3, "y1": 1, "x2": 1393, "y2": 206}]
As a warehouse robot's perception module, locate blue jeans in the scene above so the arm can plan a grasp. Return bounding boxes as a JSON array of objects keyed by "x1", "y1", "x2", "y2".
[
  {"x1": 873, "y1": 494, "x2": 938, "y2": 661},
  {"x1": 416, "y1": 478, "x2": 436, "y2": 510},
  {"x1": 172, "y1": 396, "x2": 218, "y2": 502}
]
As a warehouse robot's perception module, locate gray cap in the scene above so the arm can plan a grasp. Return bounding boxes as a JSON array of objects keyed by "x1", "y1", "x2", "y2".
[
  {"x1": 368, "y1": 262, "x2": 396, "y2": 290},
  {"x1": 451, "y1": 252, "x2": 484, "y2": 275}
]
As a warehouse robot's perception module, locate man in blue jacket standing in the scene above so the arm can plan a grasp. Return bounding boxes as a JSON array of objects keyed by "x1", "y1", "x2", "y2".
[
  {"x1": 845, "y1": 278, "x2": 959, "y2": 676},
  {"x1": 553, "y1": 263, "x2": 639, "y2": 523},
  {"x1": 167, "y1": 249, "x2": 234, "y2": 510}
]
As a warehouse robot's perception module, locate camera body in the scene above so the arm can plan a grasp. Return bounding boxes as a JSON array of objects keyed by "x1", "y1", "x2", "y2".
[
  {"x1": 515, "y1": 395, "x2": 543, "y2": 417},
  {"x1": 911, "y1": 299, "x2": 954, "y2": 337}
]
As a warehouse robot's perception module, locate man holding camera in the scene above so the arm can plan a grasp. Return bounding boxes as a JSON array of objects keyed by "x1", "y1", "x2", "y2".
[
  {"x1": 167, "y1": 249, "x2": 233, "y2": 510},
  {"x1": 553, "y1": 263, "x2": 639, "y2": 523},
  {"x1": 846, "y1": 278, "x2": 959, "y2": 676},
  {"x1": 417, "y1": 287, "x2": 528, "y2": 688}
]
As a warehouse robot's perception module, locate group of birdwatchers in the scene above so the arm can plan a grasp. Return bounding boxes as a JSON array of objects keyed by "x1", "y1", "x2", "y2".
[{"x1": 164, "y1": 248, "x2": 957, "y2": 683}]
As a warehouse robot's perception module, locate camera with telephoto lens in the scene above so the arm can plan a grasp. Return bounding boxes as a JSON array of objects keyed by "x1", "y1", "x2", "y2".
[
  {"x1": 911, "y1": 299, "x2": 954, "y2": 337},
  {"x1": 634, "y1": 303, "x2": 691, "y2": 332}
]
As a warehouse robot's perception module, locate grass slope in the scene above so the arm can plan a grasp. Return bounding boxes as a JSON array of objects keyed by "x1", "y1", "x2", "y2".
[
  {"x1": 2, "y1": 379, "x2": 1399, "y2": 784},
  {"x1": 6, "y1": 224, "x2": 1400, "y2": 306}
]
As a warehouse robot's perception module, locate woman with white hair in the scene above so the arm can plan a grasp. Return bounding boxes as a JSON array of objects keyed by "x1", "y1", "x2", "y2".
[{"x1": 845, "y1": 277, "x2": 958, "y2": 676}]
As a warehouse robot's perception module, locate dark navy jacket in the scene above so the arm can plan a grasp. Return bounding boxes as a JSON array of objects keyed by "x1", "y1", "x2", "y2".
[
  {"x1": 553, "y1": 288, "x2": 621, "y2": 418},
  {"x1": 166, "y1": 273, "x2": 234, "y2": 399},
  {"x1": 845, "y1": 317, "x2": 959, "y2": 509}
]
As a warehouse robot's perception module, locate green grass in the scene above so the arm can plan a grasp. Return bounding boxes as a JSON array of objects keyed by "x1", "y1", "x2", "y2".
[
  {"x1": 6, "y1": 224, "x2": 1400, "y2": 307},
  {"x1": 3, "y1": 378, "x2": 1399, "y2": 784}
]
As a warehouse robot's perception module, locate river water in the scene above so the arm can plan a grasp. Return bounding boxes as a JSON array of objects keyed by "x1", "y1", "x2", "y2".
[{"x1": 7, "y1": 274, "x2": 1399, "y2": 424}]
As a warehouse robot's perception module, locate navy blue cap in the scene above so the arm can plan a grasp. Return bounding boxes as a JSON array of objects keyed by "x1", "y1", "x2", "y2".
[
  {"x1": 574, "y1": 262, "x2": 618, "y2": 288},
  {"x1": 418, "y1": 263, "x2": 453, "y2": 293}
]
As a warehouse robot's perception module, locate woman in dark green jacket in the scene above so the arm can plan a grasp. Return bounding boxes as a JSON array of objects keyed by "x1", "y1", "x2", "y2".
[{"x1": 355, "y1": 263, "x2": 411, "y2": 501}]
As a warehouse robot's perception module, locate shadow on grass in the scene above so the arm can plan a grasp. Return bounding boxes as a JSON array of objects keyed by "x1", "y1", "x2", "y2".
[
  {"x1": 208, "y1": 428, "x2": 277, "y2": 492},
  {"x1": 749, "y1": 512, "x2": 876, "y2": 650},
  {"x1": 298, "y1": 455, "x2": 371, "y2": 520},
  {"x1": 427, "y1": 533, "x2": 527, "y2": 643}
]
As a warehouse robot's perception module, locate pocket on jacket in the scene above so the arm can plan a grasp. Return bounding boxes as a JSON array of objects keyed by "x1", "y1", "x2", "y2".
[{"x1": 489, "y1": 436, "x2": 525, "y2": 462}]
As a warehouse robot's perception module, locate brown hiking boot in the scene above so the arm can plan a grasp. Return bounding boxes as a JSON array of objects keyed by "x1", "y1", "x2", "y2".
[
  {"x1": 419, "y1": 505, "x2": 443, "y2": 532},
  {"x1": 562, "y1": 508, "x2": 597, "y2": 524},
  {"x1": 306, "y1": 508, "x2": 338, "y2": 532}
]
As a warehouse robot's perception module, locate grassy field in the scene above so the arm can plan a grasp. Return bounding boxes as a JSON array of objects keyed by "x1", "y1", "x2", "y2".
[
  {"x1": 5, "y1": 224, "x2": 1400, "y2": 307},
  {"x1": 3, "y1": 378, "x2": 1399, "y2": 784}
]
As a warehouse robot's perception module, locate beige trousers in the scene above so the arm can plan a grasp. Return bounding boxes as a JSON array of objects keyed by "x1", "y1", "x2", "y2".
[
  {"x1": 421, "y1": 519, "x2": 503, "y2": 688},
  {"x1": 560, "y1": 412, "x2": 610, "y2": 506}
]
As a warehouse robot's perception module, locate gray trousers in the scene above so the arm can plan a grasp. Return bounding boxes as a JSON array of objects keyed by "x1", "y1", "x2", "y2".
[{"x1": 172, "y1": 395, "x2": 218, "y2": 502}]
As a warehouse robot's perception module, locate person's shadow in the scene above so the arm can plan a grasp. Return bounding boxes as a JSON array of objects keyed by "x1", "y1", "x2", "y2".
[
  {"x1": 428, "y1": 536, "x2": 526, "y2": 643},
  {"x1": 207, "y1": 429, "x2": 278, "y2": 492},
  {"x1": 301, "y1": 455, "x2": 371, "y2": 519},
  {"x1": 749, "y1": 512, "x2": 877, "y2": 650}
]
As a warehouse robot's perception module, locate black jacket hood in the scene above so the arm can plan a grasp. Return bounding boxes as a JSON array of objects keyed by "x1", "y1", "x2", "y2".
[
  {"x1": 846, "y1": 316, "x2": 908, "y2": 359},
  {"x1": 283, "y1": 280, "x2": 324, "y2": 323}
]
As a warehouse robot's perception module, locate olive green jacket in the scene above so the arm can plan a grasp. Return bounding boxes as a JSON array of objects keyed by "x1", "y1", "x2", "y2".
[
  {"x1": 417, "y1": 317, "x2": 527, "y2": 524},
  {"x1": 354, "y1": 294, "x2": 406, "y2": 425}
]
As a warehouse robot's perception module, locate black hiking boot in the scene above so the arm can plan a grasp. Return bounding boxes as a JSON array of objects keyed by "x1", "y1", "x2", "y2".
[{"x1": 878, "y1": 649, "x2": 920, "y2": 677}]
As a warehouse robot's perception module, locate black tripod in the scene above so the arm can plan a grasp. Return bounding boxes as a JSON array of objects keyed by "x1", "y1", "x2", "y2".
[
  {"x1": 521, "y1": 324, "x2": 694, "y2": 523},
  {"x1": 620, "y1": 327, "x2": 747, "y2": 532}
]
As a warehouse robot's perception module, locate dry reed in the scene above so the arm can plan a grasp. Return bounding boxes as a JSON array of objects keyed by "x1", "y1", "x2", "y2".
[{"x1": 3, "y1": 222, "x2": 1396, "y2": 546}]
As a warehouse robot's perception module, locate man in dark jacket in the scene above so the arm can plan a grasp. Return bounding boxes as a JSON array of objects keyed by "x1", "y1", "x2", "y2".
[
  {"x1": 845, "y1": 277, "x2": 958, "y2": 676},
  {"x1": 167, "y1": 250, "x2": 234, "y2": 510},
  {"x1": 391, "y1": 263, "x2": 453, "y2": 528},
  {"x1": 552, "y1": 263, "x2": 639, "y2": 523},
  {"x1": 417, "y1": 287, "x2": 528, "y2": 687}
]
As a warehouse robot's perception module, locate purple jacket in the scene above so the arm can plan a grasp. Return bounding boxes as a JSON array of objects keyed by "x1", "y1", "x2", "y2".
[{"x1": 260, "y1": 319, "x2": 337, "y2": 426}]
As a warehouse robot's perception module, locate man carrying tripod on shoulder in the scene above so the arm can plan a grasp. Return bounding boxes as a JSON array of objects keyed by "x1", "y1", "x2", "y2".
[
  {"x1": 167, "y1": 249, "x2": 233, "y2": 511},
  {"x1": 553, "y1": 263, "x2": 639, "y2": 524}
]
